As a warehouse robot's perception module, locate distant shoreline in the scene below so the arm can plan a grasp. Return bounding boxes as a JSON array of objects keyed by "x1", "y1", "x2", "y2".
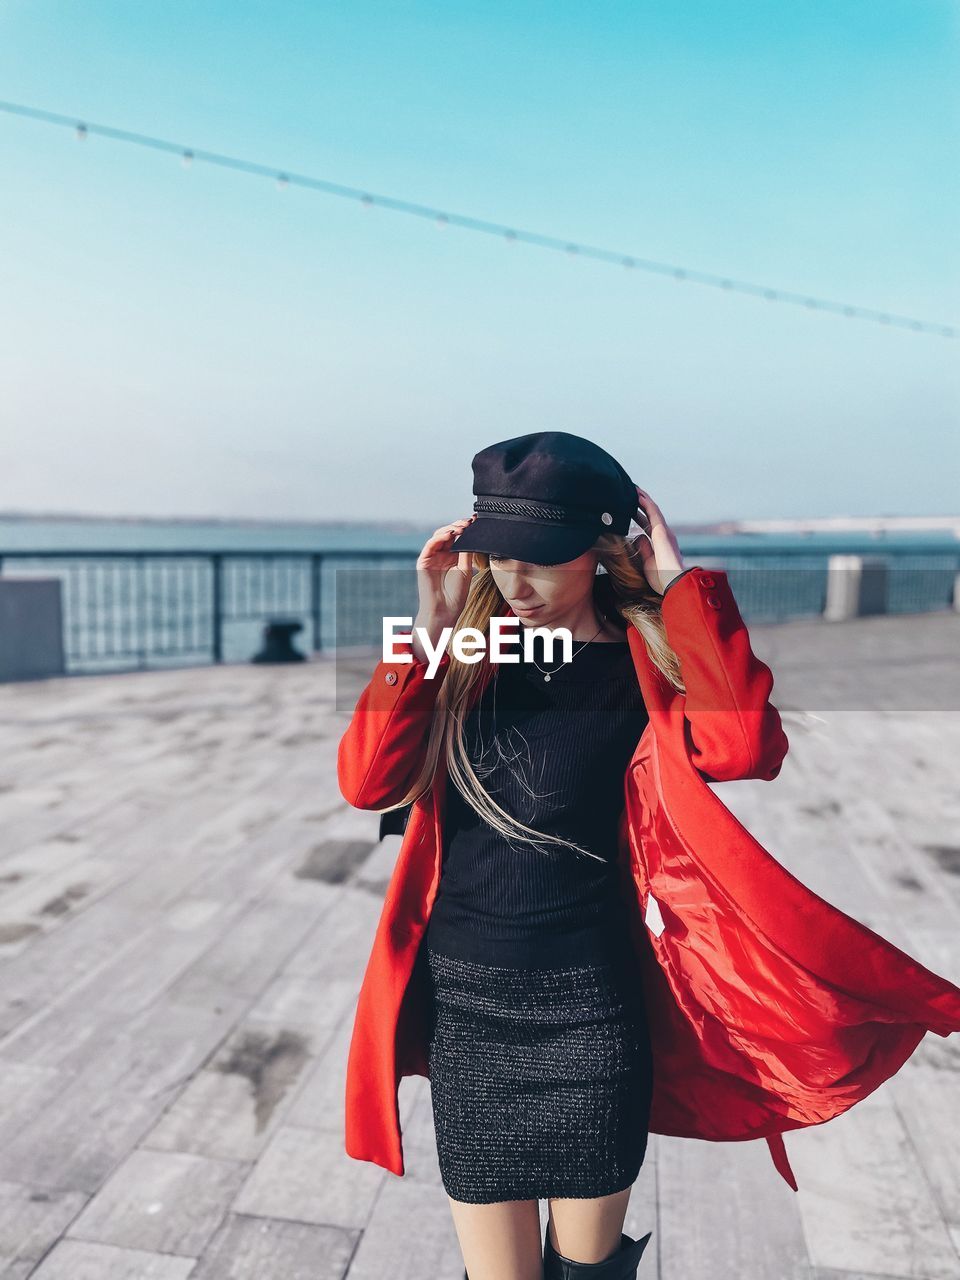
[
  {"x1": 0, "y1": 511, "x2": 433, "y2": 533},
  {"x1": 1, "y1": 511, "x2": 957, "y2": 539},
  {"x1": 0, "y1": 510, "x2": 733, "y2": 534}
]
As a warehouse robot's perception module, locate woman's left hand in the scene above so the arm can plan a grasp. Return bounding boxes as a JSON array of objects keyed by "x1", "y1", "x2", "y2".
[{"x1": 633, "y1": 485, "x2": 686, "y2": 595}]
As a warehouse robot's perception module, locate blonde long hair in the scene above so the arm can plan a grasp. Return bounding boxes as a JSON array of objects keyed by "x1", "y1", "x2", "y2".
[{"x1": 377, "y1": 532, "x2": 687, "y2": 860}]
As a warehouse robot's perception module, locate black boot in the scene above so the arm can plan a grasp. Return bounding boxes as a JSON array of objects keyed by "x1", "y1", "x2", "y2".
[{"x1": 543, "y1": 1228, "x2": 652, "y2": 1279}]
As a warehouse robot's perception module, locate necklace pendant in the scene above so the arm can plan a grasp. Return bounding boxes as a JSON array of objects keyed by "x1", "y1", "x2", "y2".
[{"x1": 543, "y1": 672, "x2": 551, "y2": 682}]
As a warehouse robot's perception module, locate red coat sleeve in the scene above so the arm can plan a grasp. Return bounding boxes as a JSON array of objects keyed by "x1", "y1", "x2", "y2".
[
  {"x1": 660, "y1": 567, "x2": 789, "y2": 783},
  {"x1": 337, "y1": 636, "x2": 452, "y2": 810}
]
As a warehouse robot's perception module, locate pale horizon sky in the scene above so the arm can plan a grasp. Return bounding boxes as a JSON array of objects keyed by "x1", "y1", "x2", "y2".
[{"x1": 1, "y1": 1, "x2": 957, "y2": 527}]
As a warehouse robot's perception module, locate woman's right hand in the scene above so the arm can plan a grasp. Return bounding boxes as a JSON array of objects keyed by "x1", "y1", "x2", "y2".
[{"x1": 412, "y1": 515, "x2": 479, "y2": 656}]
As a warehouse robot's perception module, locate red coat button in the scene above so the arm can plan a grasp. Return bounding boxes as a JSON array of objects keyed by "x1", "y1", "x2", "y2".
[
  {"x1": 698, "y1": 573, "x2": 716, "y2": 588},
  {"x1": 705, "y1": 594, "x2": 722, "y2": 609},
  {"x1": 384, "y1": 670, "x2": 398, "y2": 684}
]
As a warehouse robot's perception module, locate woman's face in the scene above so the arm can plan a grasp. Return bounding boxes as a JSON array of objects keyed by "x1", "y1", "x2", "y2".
[{"x1": 487, "y1": 549, "x2": 599, "y2": 627}]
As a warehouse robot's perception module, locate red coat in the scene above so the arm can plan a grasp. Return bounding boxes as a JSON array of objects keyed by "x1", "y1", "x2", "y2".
[{"x1": 337, "y1": 567, "x2": 960, "y2": 1192}]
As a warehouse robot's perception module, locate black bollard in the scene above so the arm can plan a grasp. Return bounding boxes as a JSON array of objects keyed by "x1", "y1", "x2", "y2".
[{"x1": 251, "y1": 618, "x2": 307, "y2": 664}]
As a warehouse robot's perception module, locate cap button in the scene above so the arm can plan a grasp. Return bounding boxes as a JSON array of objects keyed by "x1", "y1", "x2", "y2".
[{"x1": 600, "y1": 512, "x2": 613, "y2": 525}]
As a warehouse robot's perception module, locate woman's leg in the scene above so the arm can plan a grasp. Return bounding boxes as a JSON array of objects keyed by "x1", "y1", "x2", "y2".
[
  {"x1": 546, "y1": 1184, "x2": 634, "y2": 1264},
  {"x1": 447, "y1": 1195, "x2": 544, "y2": 1280}
]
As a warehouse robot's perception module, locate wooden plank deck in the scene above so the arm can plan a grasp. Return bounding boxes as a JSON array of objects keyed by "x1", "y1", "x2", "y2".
[{"x1": 0, "y1": 607, "x2": 957, "y2": 1279}]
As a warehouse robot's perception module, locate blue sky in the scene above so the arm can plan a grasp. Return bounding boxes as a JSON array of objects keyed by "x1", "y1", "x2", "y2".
[{"x1": 0, "y1": 1, "x2": 957, "y2": 524}]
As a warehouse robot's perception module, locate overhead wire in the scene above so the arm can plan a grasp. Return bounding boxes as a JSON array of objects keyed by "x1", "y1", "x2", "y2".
[{"x1": 0, "y1": 98, "x2": 954, "y2": 339}]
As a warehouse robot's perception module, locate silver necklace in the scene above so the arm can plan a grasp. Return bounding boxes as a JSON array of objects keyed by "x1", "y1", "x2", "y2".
[{"x1": 527, "y1": 619, "x2": 606, "y2": 681}]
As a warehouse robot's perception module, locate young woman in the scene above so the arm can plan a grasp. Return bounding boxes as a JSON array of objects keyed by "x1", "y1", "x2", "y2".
[
  {"x1": 345, "y1": 431, "x2": 758, "y2": 1279},
  {"x1": 337, "y1": 431, "x2": 960, "y2": 1280}
]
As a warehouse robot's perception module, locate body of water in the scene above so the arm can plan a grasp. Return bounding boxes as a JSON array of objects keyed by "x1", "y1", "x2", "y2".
[{"x1": 2, "y1": 516, "x2": 958, "y2": 558}]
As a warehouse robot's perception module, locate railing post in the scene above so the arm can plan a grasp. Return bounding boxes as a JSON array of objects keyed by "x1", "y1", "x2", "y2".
[
  {"x1": 311, "y1": 554, "x2": 323, "y2": 653},
  {"x1": 212, "y1": 554, "x2": 224, "y2": 663},
  {"x1": 136, "y1": 555, "x2": 147, "y2": 670}
]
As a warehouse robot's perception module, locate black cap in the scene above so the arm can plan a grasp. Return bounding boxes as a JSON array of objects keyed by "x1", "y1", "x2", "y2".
[{"x1": 450, "y1": 431, "x2": 638, "y2": 566}]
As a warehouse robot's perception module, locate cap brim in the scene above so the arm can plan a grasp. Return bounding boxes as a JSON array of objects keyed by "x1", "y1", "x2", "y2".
[{"x1": 449, "y1": 517, "x2": 599, "y2": 566}]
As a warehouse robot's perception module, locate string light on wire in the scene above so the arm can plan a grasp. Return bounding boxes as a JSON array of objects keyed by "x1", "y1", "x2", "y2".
[{"x1": 2, "y1": 97, "x2": 953, "y2": 340}]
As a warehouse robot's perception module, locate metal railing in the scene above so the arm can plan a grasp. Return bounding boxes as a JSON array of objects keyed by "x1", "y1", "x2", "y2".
[
  {"x1": 0, "y1": 545, "x2": 958, "y2": 676},
  {"x1": 0, "y1": 549, "x2": 417, "y2": 673}
]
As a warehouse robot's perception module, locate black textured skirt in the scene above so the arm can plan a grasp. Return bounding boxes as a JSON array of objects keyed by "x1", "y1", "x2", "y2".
[{"x1": 424, "y1": 944, "x2": 654, "y2": 1204}]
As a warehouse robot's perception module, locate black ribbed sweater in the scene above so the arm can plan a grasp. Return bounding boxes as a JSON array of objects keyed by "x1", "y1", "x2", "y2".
[{"x1": 424, "y1": 630, "x2": 650, "y2": 967}]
